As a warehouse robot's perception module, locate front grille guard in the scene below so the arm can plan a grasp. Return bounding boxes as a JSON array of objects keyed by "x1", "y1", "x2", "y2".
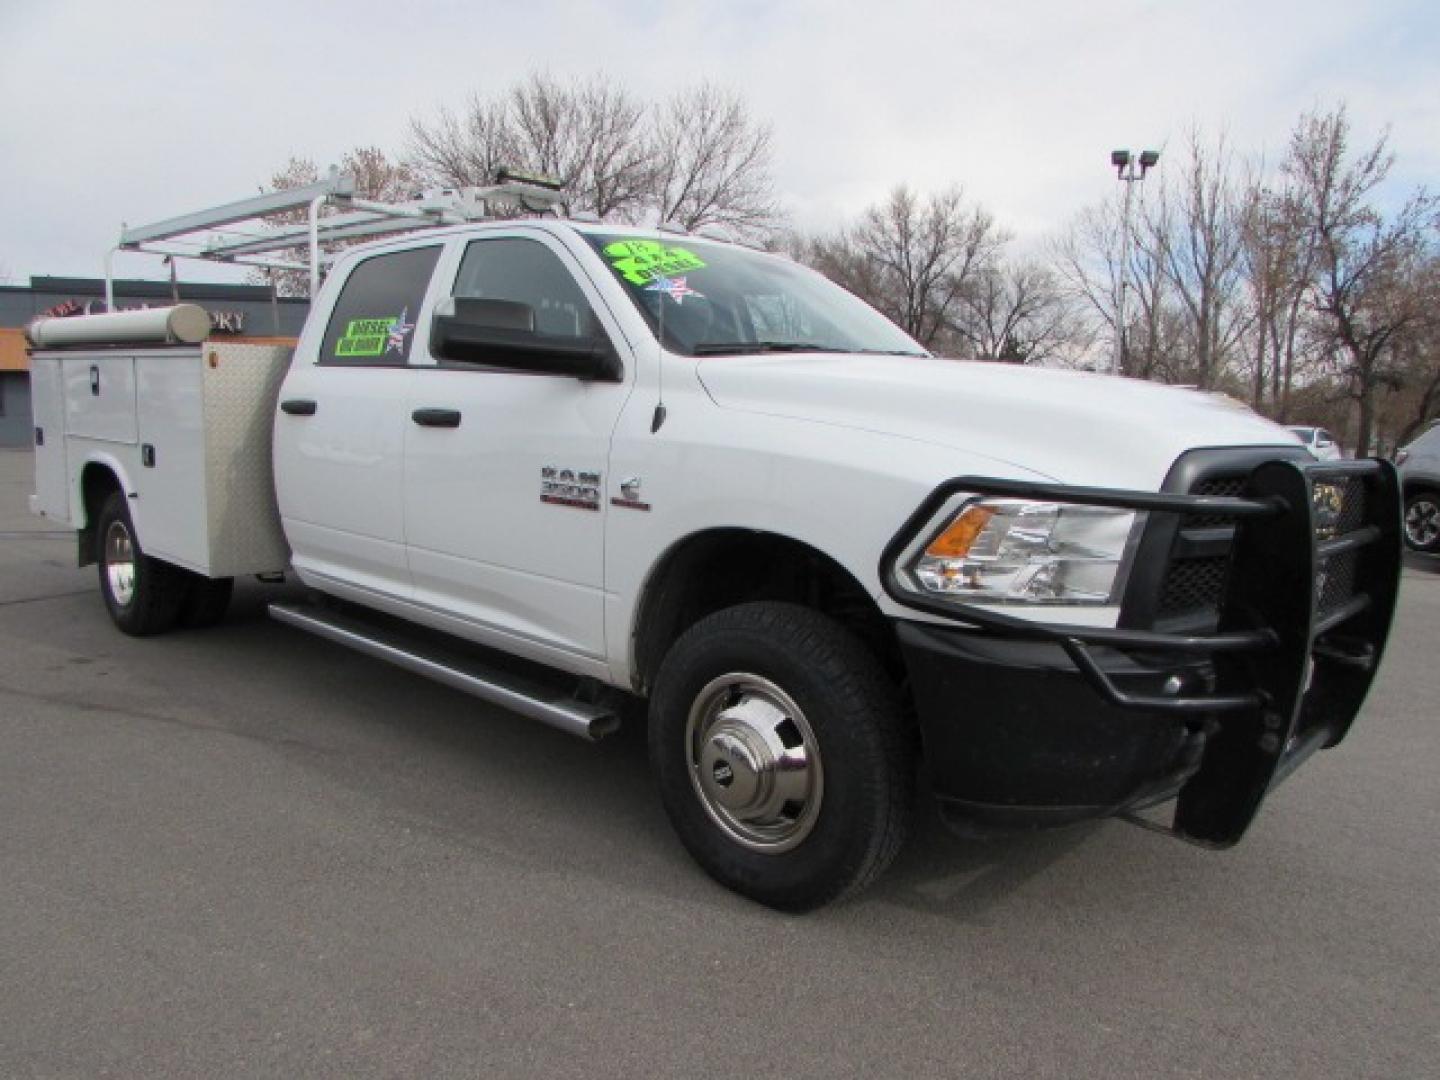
[{"x1": 880, "y1": 457, "x2": 1403, "y2": 845}]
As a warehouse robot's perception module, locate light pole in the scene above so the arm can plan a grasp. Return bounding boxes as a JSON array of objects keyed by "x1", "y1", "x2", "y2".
[{"x1": 1110, "y1": 148, "x2": 1159, "y2": 376}]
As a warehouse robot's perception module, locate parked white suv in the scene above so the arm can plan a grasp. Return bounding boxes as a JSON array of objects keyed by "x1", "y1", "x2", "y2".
[{"x1": 1288, "y1": 426, "x2": 1344, "y2": 461}]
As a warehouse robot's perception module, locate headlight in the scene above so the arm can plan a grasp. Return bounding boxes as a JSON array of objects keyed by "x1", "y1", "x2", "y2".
[{"x1": 898, "y1": 497, "x2": 1143, "y2": 606}]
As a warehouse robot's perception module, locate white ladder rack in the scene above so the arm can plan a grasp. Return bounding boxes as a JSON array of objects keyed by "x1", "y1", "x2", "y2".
[{"x1": 105, "y1": 167, "x2": 566, "y2": 304}]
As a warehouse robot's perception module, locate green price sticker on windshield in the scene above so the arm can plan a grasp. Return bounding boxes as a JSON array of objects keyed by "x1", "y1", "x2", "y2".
[{"x1": 603, "y1": 239, "x2": 707, "y2": 285}]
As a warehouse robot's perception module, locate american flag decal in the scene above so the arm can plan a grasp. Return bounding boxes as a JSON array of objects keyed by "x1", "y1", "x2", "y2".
[
  {"x1": 386, "y1": 308, "x2": 415, "y2": 355},
  {"x1": 645, "y1": 275, "x2": 703, "y2": 305}
]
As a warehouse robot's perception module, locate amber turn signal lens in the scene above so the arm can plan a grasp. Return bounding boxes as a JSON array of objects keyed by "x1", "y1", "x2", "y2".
[{"x1": 925, "y1": 505, "x2": 995, "y2": 558}]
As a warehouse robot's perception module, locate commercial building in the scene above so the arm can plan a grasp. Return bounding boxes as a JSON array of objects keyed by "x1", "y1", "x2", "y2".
[{"x1": 0, "y1": 277, "x2": 308, "y2": 447}]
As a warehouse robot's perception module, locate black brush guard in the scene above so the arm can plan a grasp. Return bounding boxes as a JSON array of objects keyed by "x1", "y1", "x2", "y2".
[{"x1": 881, "y1": 457, "x2": 1402, "y2": 846}]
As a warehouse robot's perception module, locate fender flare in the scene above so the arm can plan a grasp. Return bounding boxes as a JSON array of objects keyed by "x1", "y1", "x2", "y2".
[{"x1": 73, "y1": 451, "x2": 141, "y2": 566}]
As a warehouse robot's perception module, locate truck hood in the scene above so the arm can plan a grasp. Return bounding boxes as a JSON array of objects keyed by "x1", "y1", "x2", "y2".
[{"x1": 696, "y1": 353, "x2": 1300, "y2": 488}]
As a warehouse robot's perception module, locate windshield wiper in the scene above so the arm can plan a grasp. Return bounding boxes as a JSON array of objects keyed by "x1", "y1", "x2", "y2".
[{"x1": 691, "y1": 341, "x2": 854, "y2": 356}]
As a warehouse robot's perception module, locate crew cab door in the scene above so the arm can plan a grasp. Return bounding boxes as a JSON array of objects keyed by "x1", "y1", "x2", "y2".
[
  {"x1": 274, "y1": 243, "x2": 442, "y2": 602},
  {"x1": 402, "y1": 231, "x2": 633, "y2": 669}
]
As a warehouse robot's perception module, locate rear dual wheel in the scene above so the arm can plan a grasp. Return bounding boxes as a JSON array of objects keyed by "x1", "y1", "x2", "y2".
[
  {"x1": 95, "y1": 492, "x2": 233, "y2": 634},
  {"x1": 649, "y1": 602, "x2": 914, "y2": 912}
]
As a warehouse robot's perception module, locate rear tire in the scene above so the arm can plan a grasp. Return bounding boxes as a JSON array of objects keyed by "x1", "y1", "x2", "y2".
[
  {"x1": 1403, "y1": 490, "x2": 1440, "y2": 553},
  {"x1": 649, "y1": 601, "x2": 914, "y2": 911},
  {"x1": 95, "y1": 491, "x2": 187, "y2": 636}
]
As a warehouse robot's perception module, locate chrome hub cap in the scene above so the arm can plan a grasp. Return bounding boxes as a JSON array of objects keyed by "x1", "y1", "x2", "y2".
[
  {"x1": 103, "y1": 519, "x2": 137, "y2": 607},
  {"x1": 686, "y1": 674, "x2": 823, "y2": 853},
  {"x1": 1406, "y1": 499, "x2": 1439, "y2": 548}
]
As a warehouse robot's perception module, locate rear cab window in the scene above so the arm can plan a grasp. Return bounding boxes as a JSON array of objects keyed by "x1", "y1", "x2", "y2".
[{"x1": 320, "y1": 245, "x2": 442, "y2": 365}]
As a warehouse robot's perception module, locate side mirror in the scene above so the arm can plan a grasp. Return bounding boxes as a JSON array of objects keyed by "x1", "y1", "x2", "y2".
[{"x1": 430, "y1": 297, "x2": 621, "y2": 381}]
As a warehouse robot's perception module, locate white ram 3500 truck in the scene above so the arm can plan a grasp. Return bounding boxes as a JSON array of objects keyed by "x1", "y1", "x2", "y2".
[{"x1": 29, "y1": 219, "x2": 1403, "y2": 910}]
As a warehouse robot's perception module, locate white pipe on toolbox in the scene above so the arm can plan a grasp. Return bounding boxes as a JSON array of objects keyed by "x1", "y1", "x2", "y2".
[{"x1": 25, "y1": 304, "x2": 211, "y2": 347}]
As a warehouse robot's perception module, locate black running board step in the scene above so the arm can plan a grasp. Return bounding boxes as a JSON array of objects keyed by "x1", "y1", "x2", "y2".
[{"x1": 268, "y1": 602, "x2": 619, "y2": 741}]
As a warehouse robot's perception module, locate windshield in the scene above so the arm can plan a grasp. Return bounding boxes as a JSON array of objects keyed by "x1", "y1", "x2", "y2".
[{"x1": 581, "y1": 233, "x2": 928, "y2": 358}]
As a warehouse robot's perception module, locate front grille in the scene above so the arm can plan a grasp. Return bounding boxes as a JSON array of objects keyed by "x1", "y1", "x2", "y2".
[
  {"x1": 1154, "y1": 474, "x2": 1245, "y2": 622},
  {"x1": 1157, "y1": 554, "x2": 1231, "y2": 617},
  {"x1": 1149, "y1": 466, "x2": 1368, "y2": 628},
  {"x1": 1317, "y1": 476, "x2": 1367, "y2": 617},
  {"x1": 1335, "y1": 477, "x2": 1368, "y2": 533},
  {"x1": 1184, "y1": 476, "x2": 1247, "y2": 528},
  {"x1": 1319, "y1": 550, "x2": 1358, "y2": 614}
]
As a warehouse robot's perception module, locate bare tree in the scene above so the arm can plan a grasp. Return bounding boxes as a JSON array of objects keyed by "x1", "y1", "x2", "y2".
[
  {"x1": 1284, "y1": 105, "x2": 1438, "y2": 452},
  {"x1": 1051, "y1": 197, "x2": 1175, "y2": 378},
  {"x1": 506, "y1": 73, "x2": 651, "y2": 219},
  {"x1": 407, "y1": 95, "x2": 516, "y2": 189},
  {"x1": 952, "y1": 261, "x2": 1081, "y2": 364},
  {"x1": 1237, "y1": 175, "x2": 1319, "y2": 418},
  {"x1": 341, "y1": 145, "x2": 418, "y2": 203},
  {"x1": 407, "y1": 74, "x2": 777, "y2": 236},
  {"x1": 1142, "y1": 128, "x2": 1250, "y2": 389},
  {"x1": 803, "y1": 185, "x2": 1004, "y2": 350},
  {"x1": 248, "y1": 147, "x2": 418, "y2": 296},
  {"x1": 573, "y1": 78, "x2": 653, "y2": 220},
  {"x1": 409, "y1": 73, "x2": 651, "y2": 220},
  {"x1": 649, "y1": 84, "x2": 778, "y2": 238}
]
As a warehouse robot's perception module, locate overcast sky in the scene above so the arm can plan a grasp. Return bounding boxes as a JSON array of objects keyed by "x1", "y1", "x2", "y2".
[{"x1": 1, "y1": 0, "x2": 1435, "y2": 284}]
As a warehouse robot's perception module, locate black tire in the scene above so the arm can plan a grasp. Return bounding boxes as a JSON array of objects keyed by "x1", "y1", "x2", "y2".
[
  {"x1": 179, "y1": 575, "x2": 234, "y2": 628},
  {"x1": 95, "y1": 491, "x2": 187, "y2": 636},
  {"x1": 1403, "y1": 490, "x2": 1440, "y2": 554},
  {"x1": 649, "y1": 601, "x2": 914, "y2": 912}
]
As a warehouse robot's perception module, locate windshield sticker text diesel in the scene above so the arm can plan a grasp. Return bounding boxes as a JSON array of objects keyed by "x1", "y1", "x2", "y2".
[{"x1": 603, "y1": 239, "x2": 707, "y2": 285}]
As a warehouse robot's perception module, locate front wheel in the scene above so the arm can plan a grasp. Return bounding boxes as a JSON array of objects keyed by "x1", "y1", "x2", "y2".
[
  {"x1": 649, "y1": 602, "x2": 914, "y2": 911},
  {"x1": 1404, "y1": 490, "x2": 1440, "y2": 554}
]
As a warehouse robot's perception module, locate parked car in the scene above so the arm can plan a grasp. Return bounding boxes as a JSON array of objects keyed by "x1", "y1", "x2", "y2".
[
  {"x1": 1396, "y1": 423, "x2": 1440, "y2": 553},
  {"x1": 1288, "y1": 425, "x2": 1345, "y2": 461}
]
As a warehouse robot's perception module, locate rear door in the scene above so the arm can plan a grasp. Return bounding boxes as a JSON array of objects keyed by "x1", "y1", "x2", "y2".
[
  {"x1": 274, "y1": 243, "x2": 442, "y2": 602},
  {"x1": 402, "y1": 229, "x2": 633, "y2": 669}
]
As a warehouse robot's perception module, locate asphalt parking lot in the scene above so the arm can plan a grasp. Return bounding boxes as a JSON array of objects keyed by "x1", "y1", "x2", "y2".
[{"x1": 1, "y1": 447, "x2": 1436, "y2": 1079}]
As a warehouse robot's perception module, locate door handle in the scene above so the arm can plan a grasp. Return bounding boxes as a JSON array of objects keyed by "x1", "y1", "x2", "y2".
[
  {"x1": 412, "y1": 408, "x2": 462, "y2": 428},
  {"x1": 280, "y1": 398, "x2": 317, "y2": 416}
]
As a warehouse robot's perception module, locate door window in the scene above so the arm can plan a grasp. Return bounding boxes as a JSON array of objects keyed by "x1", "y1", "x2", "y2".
[
  {"x1": 320, "y1": 245, "x2": 441, "y2": 365},
  {"x1": 450, "y1": 238, "x2": 605, "y2": 342}
]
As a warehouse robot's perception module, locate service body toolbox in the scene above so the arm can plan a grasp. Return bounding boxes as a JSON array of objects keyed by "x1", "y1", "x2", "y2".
[{"x1": 30, "y1": 306, "x2": 290, "y2": 578}]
